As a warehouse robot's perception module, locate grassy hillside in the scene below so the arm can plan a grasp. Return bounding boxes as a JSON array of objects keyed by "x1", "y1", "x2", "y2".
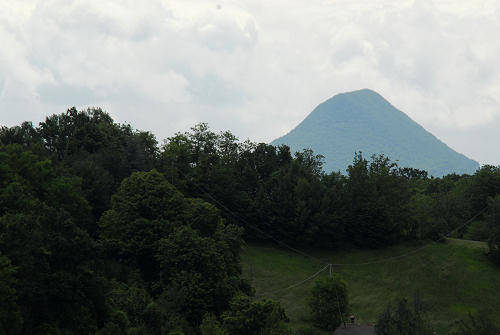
[{"x1": 241, "y1": 240, "x2": 500, "y2": 334}]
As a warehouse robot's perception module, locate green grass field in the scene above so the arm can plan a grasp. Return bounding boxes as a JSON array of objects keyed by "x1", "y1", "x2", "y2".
[{"x1": 241, "y1": 239, "x2": 500, "y2": 334}]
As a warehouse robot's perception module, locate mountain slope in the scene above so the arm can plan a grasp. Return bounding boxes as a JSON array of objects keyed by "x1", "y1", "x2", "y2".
[{"x1": 271, "y1": 89, "x2": 479, "y2": 176}]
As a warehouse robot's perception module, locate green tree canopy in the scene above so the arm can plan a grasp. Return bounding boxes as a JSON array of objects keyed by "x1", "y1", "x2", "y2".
[
  {"x1": 0, "y1": 253, "x2": 22, "y2": 335},
  {"x1": 309, "y1": 275, "x2": 348, "y2": 331},
  {"x1": 99, "y1": 170, "x2": 248, "y2": 328},
  {"x1": 0, "y1": 144, "x2": 101, "y2": 334}
]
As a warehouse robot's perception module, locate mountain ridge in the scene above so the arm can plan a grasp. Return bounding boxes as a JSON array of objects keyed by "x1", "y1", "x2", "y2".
[{"x1": 271, "y1": 89, "x2": 479, "y2": 176}]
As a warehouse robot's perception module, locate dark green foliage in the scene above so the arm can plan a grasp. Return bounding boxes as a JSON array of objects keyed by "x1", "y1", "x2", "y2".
[
  {"x1": 346, "y1": 153, "x2": 411, "y2": 247},
  {"x1": 0, "y1": 121, "x2": 44, "y2": 155},
  {"x1": 0, "y1": 144, "x2": 101, "y2": 334},
  {"x1": 98, "y1": 280, "x2": 167, "y2": 335},
  {"x1": 160, "y1": 124, "x2": 348, "y2": 248},
  {"x1": 200, "y1": 314, "x2": 228, "y2": 335},
  {"x1": 295, "y1": 327, "x2": 324, "y2": 335},
  {"x1": 2, "y1": 108, "x2": 159, "y2": 224},
  {"x1": 0, "y1": 253, "x2": 23, "y2": 335},
  {"x1": 4, "y1": 109, "x2": 500, "y2": 334},
  {"x1": 158, "y1": 123, "x2": 491, "y2": 249},
  {"x1": 38, "y1": 107, "x2": 159, "y2": 220},
  {"x1": 485, "y1": 195, "x2": 500, "y2": 262},
  {"x1": 156, "y1": 224, "x2": 245, "y2": 323},
  {"x1": 221, "y1": 295, "x2": 290, "y2": 335},
  {"x1": 452, "y1": 313, "x2": 500, "y2": 335},
  {"x1": 98, "y1": 170, "x2": 186, "y2": 275},
  {"x1": 271, "y1": 89, "x2": 478, "y2": 176},
  {"x1": 375, "y1": 296, "x2": 432, "y2": 335},
  {"x1": 468, "y1": 166, "x2": 500, "y2": 214},
  {"x1": 463, "y1": 220, "x2": 490, "y2": 241},
  {"x1": 309, "y1": 276, "x2": 348, "y2": 331},
  {"x1": 99, "y1": 169, "x2": 248, "y2": 329}
]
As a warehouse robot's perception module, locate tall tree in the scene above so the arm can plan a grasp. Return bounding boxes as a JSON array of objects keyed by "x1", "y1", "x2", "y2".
[
  {"x1": 37, "y1": 107, "x2": 159, "y2": 221},
  {"x1": 346, "y1": 153, "x2": 410, "y2": 247},
  {"x1": 99, "y1": 170, "x2": 249, "y2": 329},
  {"x1": 0, "y1": 253, "x2": 22, "y2": 335},
  {"x1": 0, "y1": 144, "x2": 101, "y2": 334}
]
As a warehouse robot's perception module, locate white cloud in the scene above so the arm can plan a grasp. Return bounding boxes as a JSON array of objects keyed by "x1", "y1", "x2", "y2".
[{"x1": 1, "y1": 0, "x2": 500, "y2": 165}]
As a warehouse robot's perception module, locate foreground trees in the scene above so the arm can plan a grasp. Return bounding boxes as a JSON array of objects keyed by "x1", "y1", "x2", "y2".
[
  {"x1": 3, "y1": 108, "x2": 500, "y2": 332},
  {"x1": 0, "y1": 144, "x2": 101, "y2": 334},
  {"x1": 485, "y1": 195, "x2": 500, "y2": 263},
  {"x1": 375, "y1": 296, "x2": 432, "y2": 335},
  {"x1": 99, "y1": 170, "x2": 250, "y2": 333},
  {"x1": 0, "y1": 253, "x2": 22, "y2": 335},
  {"x1": 309, "y1": 276, "x2": 348, "y2": 331}
]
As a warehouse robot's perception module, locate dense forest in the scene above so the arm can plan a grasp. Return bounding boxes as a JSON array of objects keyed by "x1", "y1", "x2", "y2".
[{"x1": 1, "y1": 108, "x2": 500, "y2": 334}]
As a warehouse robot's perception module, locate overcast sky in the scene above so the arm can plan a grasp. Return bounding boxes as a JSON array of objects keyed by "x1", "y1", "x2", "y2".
[{"x1": 1, "y1": 0, "x2": 499, "y2": 165}]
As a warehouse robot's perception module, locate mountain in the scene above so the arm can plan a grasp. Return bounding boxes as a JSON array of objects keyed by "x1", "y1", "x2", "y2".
[{"x1": 271, "y1": 89, "x2": 479, "y2": 176}]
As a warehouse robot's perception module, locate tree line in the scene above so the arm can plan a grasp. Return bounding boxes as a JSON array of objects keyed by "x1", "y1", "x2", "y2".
[{"x1": 1, "y1": 108, "x2": 500, "y2": 334}]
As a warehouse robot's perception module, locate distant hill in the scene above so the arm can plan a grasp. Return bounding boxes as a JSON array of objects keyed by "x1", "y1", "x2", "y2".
[{"x1": 271, "y1": 89, "x2": 479, "y2": 176}]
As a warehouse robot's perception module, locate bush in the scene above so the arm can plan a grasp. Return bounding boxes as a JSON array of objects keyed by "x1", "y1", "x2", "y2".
[
  {"x1": 375, "y1": 295, "x2": 432, "y2": 335},
  {"x1": 200, "y1": 313, "x2": 227, "y2": 335},
  {"x1": 296, "y1": 327, "x2": 325, "y2": 335},
  {"x1": 486, "y1": 195, "x2": 500, "y2": 263},
  {"x1": 221, "y1": 295, "x2": 289, "y2": 335},
  {"x1": 451, "y1": 313, "x2": 500, "y2": 335},
  {"x1": 309, "y1": 275, "x2": 348, "y2": 331},
  {"x1": 463, "y1": 221, "x2": 489, "y2": 241}
]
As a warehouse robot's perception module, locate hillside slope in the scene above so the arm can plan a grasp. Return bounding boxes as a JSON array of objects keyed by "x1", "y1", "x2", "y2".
[
  {"x1": 271, "y1": 89, "x2": 479, "y2": 176},
  {"x1": 241, "y1": 241, "x2": 500, "y2": 334}
]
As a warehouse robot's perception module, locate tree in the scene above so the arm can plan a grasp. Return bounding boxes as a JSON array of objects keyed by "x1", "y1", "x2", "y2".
[
  {"x1": 469, "y1": 166, "x2": 500, "y2": 215},
  {"x1": 0, "y1": 253, "x2": 23, "y2": 335},
  {"x1": 0, "y1": 122, "x2": 43, "y2": 153},
  {"x1": 156, "y1": 224, "x2": 245, "y2": 324},
  {"x1": 485, "y1": 195, "x2": 500, "y2": 263},
  {"x1": 375, "y1": 296, "x2": 432, "y2": 335},
  {"x1": 346, "y1": 153, "x2": 410, "y2": 247},
  {"x1": 0, "y1": 144, "x2": 101, "y2": 334},
  {"x1": 99, "y1": 170, "x2": 187, "y2": 278},
  {"x1": 221, "y1": 295, "x2": 289, "y2": 335},
  {"x1": 200, "y1": 313, "x2": 228, "y2": 335},
  {"x1": 99, "y1": 170, "x2": 249, "y2": 329},
  {"x1": 37, "y1": 107, "x2": 159, "y2": 220},
  {"x1": 309, "y1": 275, "x2": 348, "y2": 331},
  {"x1": 451, "y1": 313, "x2": 500, "y2": 335}
]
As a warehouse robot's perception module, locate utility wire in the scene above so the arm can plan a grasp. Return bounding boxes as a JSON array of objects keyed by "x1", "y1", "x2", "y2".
[
  {"x1": 329, "y1": 206, "x2": 488, "y2": 266},
  {"x1": 174, "y1": 166, "x2": 330, "y2": 265},
  {"x1": 170, "y1": 160, "x2": 488, "y2": 268},
  {"x1": 248, "y1": 207, "x2": 489, "y2": 307},
  {"x1": 440, "y1": 206, "x2": 488, "y2": 240},
  {"x1": 164, "y1": 147, "x2": 492, "y2": 310},
  {"x1": 255, "y1": 264, "x2": 330, "y2": 296}
]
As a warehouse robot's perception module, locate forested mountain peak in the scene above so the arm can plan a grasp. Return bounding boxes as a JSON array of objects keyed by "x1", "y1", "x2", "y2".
[{"x1": 272, "y1": 89, "x2": 479, "y2": 176}]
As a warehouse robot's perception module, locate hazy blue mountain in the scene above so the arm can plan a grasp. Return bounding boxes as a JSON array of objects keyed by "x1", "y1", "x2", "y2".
[{"x1": 272, "y1": 89, "x2": 479, "y2": 176}]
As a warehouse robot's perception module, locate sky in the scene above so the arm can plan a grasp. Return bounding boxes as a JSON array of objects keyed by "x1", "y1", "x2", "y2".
[{"x1": 1, "y1": 0, "x2": 499, "y2": 165}]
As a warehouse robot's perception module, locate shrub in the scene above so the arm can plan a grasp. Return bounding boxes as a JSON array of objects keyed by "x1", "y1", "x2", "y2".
[
  {"x1": 486, "y1": 195, "x2": 500, "y2": 263},
  {"x1": 296, "y1": 326, "x2": 325, "y2": 335},
  {"x1": 375, "y1": 295, "x2": 432, "y2": 335},
  {"x1": 463, "y1": 221, "x2": 489, "y2": 241},
  {"x1": 309, "y1": 275, "x2": 348, "y2": 331},
  {"x1": 451, "y1": 313, "x2": 500, "y2": 335},
  {"x1": 221, "y1": 295, "x2": 289, "y2": 335},
  {"x1": 200, "y1": 313, "x2": 227, "y2": 335}
]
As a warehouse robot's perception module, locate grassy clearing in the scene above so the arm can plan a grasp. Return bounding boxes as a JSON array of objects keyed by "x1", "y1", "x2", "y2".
[
  {"x1": 241, "y1": 240, "x2": 500, "y2": 334},
  {"x1": 446, "y1": 237, "x2": 488, "y2": 249}
]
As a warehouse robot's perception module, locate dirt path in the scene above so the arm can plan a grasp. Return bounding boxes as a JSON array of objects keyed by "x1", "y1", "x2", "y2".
[{"x1": 333, "y1": 325, "x2": 375, "y2": 335}]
